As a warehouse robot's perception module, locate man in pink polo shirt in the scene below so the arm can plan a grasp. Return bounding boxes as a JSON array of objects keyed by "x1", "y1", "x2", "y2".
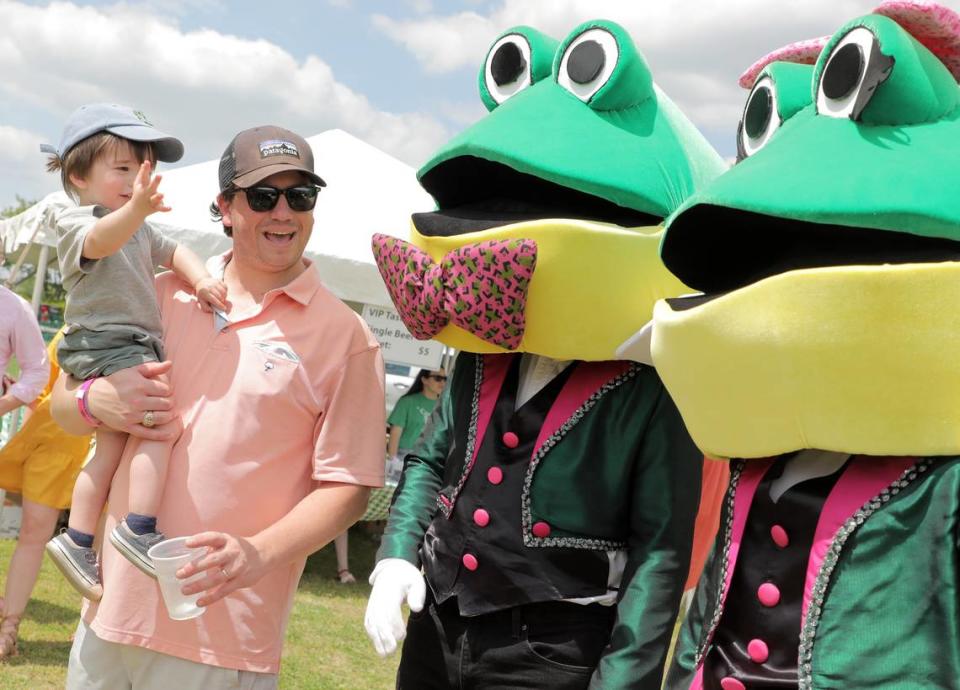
[{"x1": 52, "y1": 126, "x2": 386, "y2": 689}]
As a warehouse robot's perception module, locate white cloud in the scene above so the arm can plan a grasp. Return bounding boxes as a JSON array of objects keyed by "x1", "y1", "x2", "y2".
[
  {"x1": 0, "y1": 125, "x2": 45, "y2": 163},
  {"x1": 372, "y1": 11, "x2": 494, "y2": 74},
  {"x1": 0, "y1": 125, "x2": 58, "y2": 208},
  {"x1": 0, "y1": 0, "x2": 450, "y2": 204},
  {"x1": 372, "y1": 0, "x2": 879, "y2": 152}
]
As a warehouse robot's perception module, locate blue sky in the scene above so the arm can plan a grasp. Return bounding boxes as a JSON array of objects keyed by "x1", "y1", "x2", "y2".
[{"x1": 0, "y1": 0, "x2": 893, "y2": 207}]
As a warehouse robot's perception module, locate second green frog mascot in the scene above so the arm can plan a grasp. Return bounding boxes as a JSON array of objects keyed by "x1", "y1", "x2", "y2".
[{"x1": 655, "y1": 2, "x2": 960, "y2": 688}]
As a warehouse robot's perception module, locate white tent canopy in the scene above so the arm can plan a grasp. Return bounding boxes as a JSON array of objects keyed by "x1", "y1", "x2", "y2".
[
  {"x1": 0, "y1": 191, "x2": 68, "y2": 252},
  {"x1": 0, "y1": 129, "x2": 434, "y2": 307}
]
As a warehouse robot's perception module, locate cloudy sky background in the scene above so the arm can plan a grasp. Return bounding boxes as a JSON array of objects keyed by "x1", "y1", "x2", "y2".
[{"x1": 0, "y1": 0, "x2": 889, "y2": 208}]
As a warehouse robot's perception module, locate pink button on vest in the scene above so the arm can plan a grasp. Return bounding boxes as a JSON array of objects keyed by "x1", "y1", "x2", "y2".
[
  {"x1": 758, "y1": 582, "x2": 781, "y2": 607},
  {"x1": 473, "y1": 508, "x2": 490, "y2": 527},
  {"x1": 532, "y1": 521, "x2": 551, "y2": 538},
  {"x1": 770, "y1": 524, "x2": 789, "y2": 548},
  {"x1": 748, "y1": 638, "x2": 769, "y2": 663},
  {"x1": 720, "y1": 677, "x2": 746, "y2": 690}
]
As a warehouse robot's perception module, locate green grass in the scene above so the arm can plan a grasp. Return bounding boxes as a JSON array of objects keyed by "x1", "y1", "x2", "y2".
[{"x1": 0, "y1": 527, "x2": 400, "y2": 688}]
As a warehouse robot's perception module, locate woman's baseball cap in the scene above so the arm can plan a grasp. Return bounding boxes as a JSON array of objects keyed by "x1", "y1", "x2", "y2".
[{"x1": 40, "y1": 103, "x2": 184, "y2": 162}]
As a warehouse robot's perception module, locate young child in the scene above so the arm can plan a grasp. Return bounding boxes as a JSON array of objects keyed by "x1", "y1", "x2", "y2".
[{"x1": 42, "y1": 104, "x2": 227, "y2": 601}]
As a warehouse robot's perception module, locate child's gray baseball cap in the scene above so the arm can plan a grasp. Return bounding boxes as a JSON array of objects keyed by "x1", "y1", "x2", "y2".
[{"x1": 40, "y1": 103, "x2": 184, "y2": 162}]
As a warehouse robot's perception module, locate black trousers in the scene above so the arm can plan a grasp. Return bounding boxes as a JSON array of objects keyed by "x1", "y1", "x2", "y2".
[{"x1": 396, "y1": 592, "x2": 616, "y2": 690}]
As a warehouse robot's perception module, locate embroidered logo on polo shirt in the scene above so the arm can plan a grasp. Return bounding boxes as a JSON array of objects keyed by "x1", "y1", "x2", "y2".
[
  {"x1": 258, "y1": 139, "x2": 300, "y2": 159},
  {"x1": 254, "y1": 341, "x2": 300, "y2": 363}
]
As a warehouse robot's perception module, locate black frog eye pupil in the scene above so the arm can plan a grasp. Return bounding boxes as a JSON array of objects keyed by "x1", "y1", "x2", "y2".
[
  {"x1": 491, "y1": 42, "x2": 526, "y2": 86},
  {"x1": 567, "y1": 39, "x2": 605, "y2": 84},
  {"x1": 823, "y1": 43, "x2": 864, "y2": 100},
  {"x1": 744, "y1": 86, "x2": 773, "y2": 139}
]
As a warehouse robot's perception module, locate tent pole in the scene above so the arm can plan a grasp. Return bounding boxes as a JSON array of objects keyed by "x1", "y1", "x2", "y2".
[
  {"x1": 31, "y1": 244, "x2": 50, "y2": 315},
  {"x1": 3, "y1": 216, "x2": 45, "y2": 289}
]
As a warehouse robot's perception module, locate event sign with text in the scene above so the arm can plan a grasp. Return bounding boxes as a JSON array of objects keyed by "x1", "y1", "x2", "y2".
[{"x1": 361, "y1": 304, "x2": 444, "y2": 370}]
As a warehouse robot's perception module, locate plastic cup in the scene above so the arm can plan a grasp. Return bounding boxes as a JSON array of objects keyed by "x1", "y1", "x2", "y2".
[{"x1": 148, "y1": 537, "x2": 207, "y2": 621}]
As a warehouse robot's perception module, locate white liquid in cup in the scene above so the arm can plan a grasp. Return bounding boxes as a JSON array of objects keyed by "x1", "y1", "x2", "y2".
[{"x1": 148, "y1": 537, "x2": 208, "y2": 621}]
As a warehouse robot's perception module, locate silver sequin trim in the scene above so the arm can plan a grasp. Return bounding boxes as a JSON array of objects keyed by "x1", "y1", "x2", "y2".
[
  {"x1": 437, "y1": 355, "x2": 484, "y2": 518},
  {"x1": 796, "y1": 458, "x2": 931, "y2": 689},
  {"x1": 520, "y1": 364, "x2": 642, "y2": 550},
  {"x1": 694, "y1": 460, "x2": 743, "y2": 667}
]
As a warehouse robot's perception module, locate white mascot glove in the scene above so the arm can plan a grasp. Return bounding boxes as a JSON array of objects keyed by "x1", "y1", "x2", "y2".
[{"x1": 364, "y1": 558, "x2": 426, "y2": 657}]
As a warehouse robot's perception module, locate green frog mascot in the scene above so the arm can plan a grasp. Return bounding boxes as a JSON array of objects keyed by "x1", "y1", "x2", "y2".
[
  {"x1": 653, "y1": 2, "x2": 960, "y2": 689},
  {"x1": 365, "y1": 19, "x2": 725, "y2": 690}
]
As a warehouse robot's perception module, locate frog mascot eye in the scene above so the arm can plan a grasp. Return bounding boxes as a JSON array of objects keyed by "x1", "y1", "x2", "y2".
[
  {"x1": 556, "y1": 26, "x2": 620, "y2": 102},
  {"x1": 483, "y1": 35, "x2": 532, "y2": 105},
  {"x1": 737, "y1": 63, "x2": 815, "y2": 161},
  {"x1": 738, "y1": 77, "x2": 780, "y2": 158},
  {"x1": 480, "y1": 28, "x2": 557, "y2": 111},
  {"x1": 816, "y1": 27, "x2": 894, "y2": 120},
  {"x1": 553, "y1": 21, "x2": 654, "y2": 110}
]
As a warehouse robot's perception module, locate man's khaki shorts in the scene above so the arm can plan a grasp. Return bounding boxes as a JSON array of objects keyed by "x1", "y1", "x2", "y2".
[{"x1": 66, "y1": 619, "x2": 278, "y2": 690}]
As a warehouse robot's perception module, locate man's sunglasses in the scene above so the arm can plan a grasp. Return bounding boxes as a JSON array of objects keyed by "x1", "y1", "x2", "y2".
[{"x1": 242, "y1": 185, "x2": 320, "y2": 213}]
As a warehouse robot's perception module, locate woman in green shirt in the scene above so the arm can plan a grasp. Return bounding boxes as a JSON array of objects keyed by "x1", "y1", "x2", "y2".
[
  {"x1": 333, "y1": 368, "x2": 446, "y2": 585},
  {"x1": 387, "y1": 368, "x2": 446, "y2": 463}
]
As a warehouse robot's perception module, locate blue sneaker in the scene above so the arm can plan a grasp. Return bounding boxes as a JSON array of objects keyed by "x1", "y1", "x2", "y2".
[
  {"x1": 109, "y1": 519, "x2": 165, "y2": 579},
  {"x1": 46, "y1": 532, "x2": 102, "y2": 601}
]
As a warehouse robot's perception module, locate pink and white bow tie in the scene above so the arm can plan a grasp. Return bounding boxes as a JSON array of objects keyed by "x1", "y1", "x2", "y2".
[{"x1": 371, "y1": 234, "x2": 537, "y2": 350}]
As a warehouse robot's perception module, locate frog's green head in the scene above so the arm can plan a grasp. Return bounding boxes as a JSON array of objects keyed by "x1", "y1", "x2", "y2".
[
  {"x1": 375, "y1": 20, "x2": 725, "y2": 361},
  {"x1": 652, "y1": 2, "x2": 960, "y2": 459}
]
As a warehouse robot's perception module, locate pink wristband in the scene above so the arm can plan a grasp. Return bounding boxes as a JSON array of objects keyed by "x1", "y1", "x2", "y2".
[{"x1": 75, "y1": 377, "x2": 102, "y2": 428}]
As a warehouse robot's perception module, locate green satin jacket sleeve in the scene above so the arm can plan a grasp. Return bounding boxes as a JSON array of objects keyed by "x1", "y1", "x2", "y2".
[
  {"x1": 376, "y1": 384, "x2": 454, "y2": 565},
  {"x1": 664, "y1": 543, "x2": 717, "y2": 689},
  {"x1": 591, "y1": 386, "x2": 703, "y2": 690}
]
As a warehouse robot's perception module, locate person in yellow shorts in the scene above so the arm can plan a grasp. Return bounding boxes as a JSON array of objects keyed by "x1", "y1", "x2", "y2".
[{"x1": 0, "y1": 329, "x2": 92, "y2": 658}]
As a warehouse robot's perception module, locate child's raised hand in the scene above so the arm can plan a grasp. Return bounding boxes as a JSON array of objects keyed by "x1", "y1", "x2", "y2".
[
  {"x1": 195, "y1": 276, "x2": 228, "y2": 313},
  {"x1": 132, "y1": 160, "x2": 171, "y2": 216}
]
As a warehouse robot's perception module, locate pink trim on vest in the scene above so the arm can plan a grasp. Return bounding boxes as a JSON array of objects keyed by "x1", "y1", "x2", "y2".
[
  {"x1": 800, "y1": 456, "x2": 917, "y2": 625},
  {"x1": 688, "y1": 665, "x2": 705, "y2": 690},
  {"x1": 722, "y1": 459, "x2": 776, "y2": 609},
  {"x1": 685, "y1": 459, "x2": 775, "y2": 689},
  {"x1": 533, "y1": 361, "x2": 632, "y2": 455},
  {"x1": 468, "y1": 354, "x2": 514, "y2": 471}
]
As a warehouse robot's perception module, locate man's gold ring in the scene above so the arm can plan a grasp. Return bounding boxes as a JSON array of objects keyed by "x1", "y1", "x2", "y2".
[{"x1": 142, "y1": 411, "x2": 156, "y2": 428}]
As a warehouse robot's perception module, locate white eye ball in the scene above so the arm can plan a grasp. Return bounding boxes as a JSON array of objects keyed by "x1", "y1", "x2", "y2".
[
  {"x1": 484, "y1": 34, "x2": 532, "y2": 105},
  {"x1": 817, "y1": 27, "x2": 893, "y2": 120},
  {"x1": 737, "y1": 76, "x2": 782, "y2": 160},
  {"x1": 557, "y1": 27, "x2": 619, "y2": 102}
]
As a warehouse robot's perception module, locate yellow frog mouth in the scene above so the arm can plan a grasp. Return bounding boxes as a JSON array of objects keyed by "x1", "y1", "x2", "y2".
[
  {"x1": 410, "y1": 217, "x2": 687, "y2": 361},
  {"x1": 652, "y1": 261, "x2": 960, "y2": 459}
]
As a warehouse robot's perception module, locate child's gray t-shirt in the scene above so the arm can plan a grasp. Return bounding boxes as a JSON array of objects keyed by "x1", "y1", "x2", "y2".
[{"x1": 55, "y1": 204, "x2": 177, "y2": 341}]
